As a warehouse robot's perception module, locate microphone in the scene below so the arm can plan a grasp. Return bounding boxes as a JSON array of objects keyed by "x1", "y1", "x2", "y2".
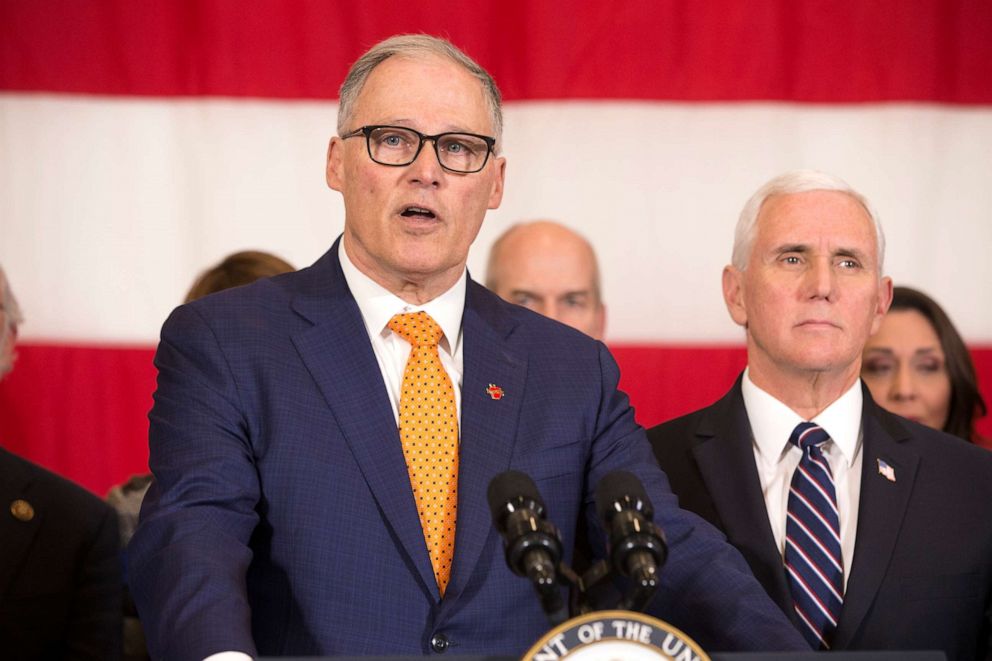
[
  {"x1": 595, "y1": 471, "x2": 668, "y2": 612},
  {"x1": 487, "y1": 470, "x2": 567, "y2": 624}
]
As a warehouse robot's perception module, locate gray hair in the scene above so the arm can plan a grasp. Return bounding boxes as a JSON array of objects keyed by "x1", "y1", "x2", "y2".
[
  {"x1": 731, "y1": 170, "x2": 886, "y2": 274},
  {"x1": 0, "y1": 265, "x2": 23, "y2": 328},
  {"x1": 0, "y1": 265, "x2": 23, "y2": 379},
  {"x1": 336, "y1": 34, "x2": 504, "y2": 151}
]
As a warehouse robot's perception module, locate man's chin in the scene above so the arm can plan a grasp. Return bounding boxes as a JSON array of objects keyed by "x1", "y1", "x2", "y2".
[{"x1": 791, "y1": 354, "x2": 857, "y2": 377}]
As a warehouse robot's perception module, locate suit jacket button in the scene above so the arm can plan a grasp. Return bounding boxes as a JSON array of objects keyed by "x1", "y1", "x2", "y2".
[
  {"x1": 430, "y1": 633, "x2": 449, "y2": 653},
  {"x1": 10, "y1": 499, "x2": 34, "y2": 522}
]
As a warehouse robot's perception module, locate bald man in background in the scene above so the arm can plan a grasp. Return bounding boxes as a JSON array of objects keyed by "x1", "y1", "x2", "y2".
[{"x1": 486, "y1": 221, "x2": 606, "y2": 339}]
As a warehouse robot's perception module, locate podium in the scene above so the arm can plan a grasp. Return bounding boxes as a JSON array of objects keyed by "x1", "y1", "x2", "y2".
[{"x1": 261, "y1": 654, "x2": 947, "y2": 660}]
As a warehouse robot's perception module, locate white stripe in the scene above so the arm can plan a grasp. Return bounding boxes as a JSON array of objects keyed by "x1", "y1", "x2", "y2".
[
  {"x1": 790, "y1": 487, "x2": 842, "y2": 546},
  {"x1": 786, "y1": 563, "x2": 839, "y2": 627},
  {"x1": 793, "y1": 604, "x2": 829, "y2": 648},
  {"x1": 3, "y1": 95, "x2": 992, "y2": 343},
  {"x1": 796, "y1": 463, "x2": 840, "y2": 518},
  {"x1": 785, "y1": 533, "x2": 844, "y2": 601},
  {"x1": 787, "y1": 511, "x2": 844, "y2": 573}
]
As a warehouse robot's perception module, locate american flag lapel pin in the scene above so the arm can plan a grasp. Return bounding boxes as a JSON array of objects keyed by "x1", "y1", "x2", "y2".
[
  {"x1": 876, "y1": 458, "x2": 896, "y2": 482},
  {"x1": 486, "y1": 384, "x2": 504, "y2": 400}
]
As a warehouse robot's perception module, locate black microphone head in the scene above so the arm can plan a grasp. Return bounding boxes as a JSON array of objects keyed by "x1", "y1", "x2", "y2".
[
  {"x1": 487, "y1": 470, "x2": 546, "y2": 529},
  {"x1": 595, "y1": 470, "x2": 655, "y2": 521}
]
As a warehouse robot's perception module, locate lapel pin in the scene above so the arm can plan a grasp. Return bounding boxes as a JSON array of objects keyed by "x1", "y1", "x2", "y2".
[
  {"x1": 10, "y1": 499, "x2": 35, "y2": 522},
  {"x1": 486, "y1": 384, "x2": 505, "y2": 400},
  {"x1": 876, "y1": 458, "x2": 896, "y2": 482}
]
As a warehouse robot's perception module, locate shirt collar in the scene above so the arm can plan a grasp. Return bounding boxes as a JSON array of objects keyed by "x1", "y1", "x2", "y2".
[
  {"x1": 742, "y1": 368, "x2": 863, "y2": 468},
  {"x1": 338, "y1": 239, "x2": 465, "y2": 356}
]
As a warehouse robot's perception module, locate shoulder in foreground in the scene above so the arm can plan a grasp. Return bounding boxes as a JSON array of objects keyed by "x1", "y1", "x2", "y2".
[
  {"x1": 185, "y1": 267, "x2": 301, "y2": 311},
  {"x1": 166, "y1": 267, "x2": 313, "y2": 339},
  {"x1": 647, "y1": 407, "x2": 709, "y2": 445},
  {"x1": 469, "y1": 280, "x2": 602, "y2": 349},
  {"x1": 647, "y1": 381, "x2": 739, "y2": 446}
]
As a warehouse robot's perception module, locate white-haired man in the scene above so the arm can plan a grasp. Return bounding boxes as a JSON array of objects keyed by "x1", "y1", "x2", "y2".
[
  {"x1": 649, "y1": 171, "x2": 992, "y2": 659},
  {"x1": 0, "y1": 265, "x2": 122, "y2": 658}
]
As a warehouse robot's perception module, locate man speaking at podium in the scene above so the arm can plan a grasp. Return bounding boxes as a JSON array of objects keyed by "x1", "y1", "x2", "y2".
[{"x1": 128, "y1": 35, "x2": 807, "y2": 659}]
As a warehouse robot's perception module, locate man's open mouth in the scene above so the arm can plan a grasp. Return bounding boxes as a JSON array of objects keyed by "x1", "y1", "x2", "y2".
[{"x1": 401, "y1": 206, "x2": 436, "y2": 219}]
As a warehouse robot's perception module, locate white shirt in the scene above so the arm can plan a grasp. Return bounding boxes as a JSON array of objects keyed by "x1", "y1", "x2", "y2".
[
  {"x1": 204, "y1": 243, "x2": 467, "y2": 661},
  {"x1": 741, "y1": 368, "x2": 863, "y2": 592},
  {"x1": 338, "y1": 239, "x2": 465, "y2": 427}
]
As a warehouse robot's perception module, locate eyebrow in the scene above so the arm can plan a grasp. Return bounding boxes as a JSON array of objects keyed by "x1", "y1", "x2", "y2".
[
  {"x1": 508, "y1": 289, "x2": 594, "y2": 301},
  {"x1": 774, "y1": 243, "x2": 808, "y2": 254},
  {"x1": 508, "y1": 288, "x2": 542, "y2": 299},
  {"x1": 834, "y1": 247, "x2": 869, "y2": 262},
  {"x1": 864, "y1": 347, "x2": 941, "y2": 356},
  {"x1": 772, "y1": 244, "x2": 870, "y2": 262}
]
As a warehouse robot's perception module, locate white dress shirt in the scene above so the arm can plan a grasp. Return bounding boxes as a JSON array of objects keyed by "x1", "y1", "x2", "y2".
[
  {"x1": 741, "y1": 369, "x2": 863, "y2": 592},
  {"x1": 203, "y1": 242, "x2": 467, "y2": 661},
  {"x1": 339, "y1": 240, "x2": 465, "y2": 427}
]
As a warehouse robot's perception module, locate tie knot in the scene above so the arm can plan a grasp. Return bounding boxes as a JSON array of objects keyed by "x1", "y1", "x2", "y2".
[
  {"x1": 789, "y1": 422, "x2": 830, "y2": 450},
  {"x1": 388, "y1": 311, "x2": 443, "y2": 347}
]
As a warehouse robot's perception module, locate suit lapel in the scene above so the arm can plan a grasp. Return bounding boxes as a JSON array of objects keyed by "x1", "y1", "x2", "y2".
[
  {"x1": 0, "y1": 450, "x2": 43, "y2": 601},
  {"x1": 691, "y1": 378, "x2": 797, "y2": 620},
  {"x1": 289, "y1": 243, "x2": 437, "y2": 598},
  {"x1": 440, "y1": 281, "x2": 525, "y2": 608},
  {"x1": 834, "y1": 390, "x2": 918, "y2": 646}
]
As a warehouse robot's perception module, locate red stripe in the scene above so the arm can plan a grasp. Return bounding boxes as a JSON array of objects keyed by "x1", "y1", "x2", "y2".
[
  {"x1": 790, "y1": 487, "x2": 841, "y2": 543},
  {"x1": 793, "y1": 603, "x2": 829, "y2": 648},
  {"x1": 785, "y1": 561, "x2": 839, "y2": 626},
  {"x1": 2, "y1": 343, "x2": 990, "y2": 495},
  {"x1": 3, "y1": 1, "x2": 991, "y2": 103}
]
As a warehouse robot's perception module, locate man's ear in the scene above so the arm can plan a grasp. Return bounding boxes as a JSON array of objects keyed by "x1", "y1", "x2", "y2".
[
  {"x1": 326, "y1": 136, "x2": 345, "y2": 191},
  {"x1": 870, "y1": 275, "x2": 894, "y2": 335},
  {"x1": 722, "y1": 265, "x2": 748, "y2": 328},
  {"x1": 487, "y1": 156, "x2": 506, "y2": 209}
]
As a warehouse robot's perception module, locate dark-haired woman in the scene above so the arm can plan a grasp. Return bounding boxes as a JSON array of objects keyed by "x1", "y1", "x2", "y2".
[{"x1": 862, "y1": 286, "x2": 987, "y2": 445}]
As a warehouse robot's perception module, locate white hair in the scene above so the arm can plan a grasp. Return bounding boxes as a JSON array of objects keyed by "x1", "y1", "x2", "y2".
[{"x1": 731, "y1": 170, "x2": 886, "y2": 274}]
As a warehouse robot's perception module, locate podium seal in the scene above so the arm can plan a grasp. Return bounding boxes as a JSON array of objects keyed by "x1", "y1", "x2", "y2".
[{"x1": 522, "y1": 610, "x2": 710, "y2": 661}]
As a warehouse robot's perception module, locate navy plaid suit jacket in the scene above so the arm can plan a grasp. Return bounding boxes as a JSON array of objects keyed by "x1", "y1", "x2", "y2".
[{"x1": 128, "y1": 239, "x2": 807, "y2": 658}]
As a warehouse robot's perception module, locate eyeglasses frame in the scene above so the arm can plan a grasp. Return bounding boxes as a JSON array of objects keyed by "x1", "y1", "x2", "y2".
[{"x1": 342, "y1": 125, "x2": 497, "y2": 174}]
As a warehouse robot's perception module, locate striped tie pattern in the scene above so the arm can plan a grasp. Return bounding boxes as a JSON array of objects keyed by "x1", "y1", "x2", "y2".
[
  {"x1": 388, "y1": 312, "x2": 459, "y2": 597},
  {"x1": 784, "y1": 422, "x2": 844, "y2": 649}
]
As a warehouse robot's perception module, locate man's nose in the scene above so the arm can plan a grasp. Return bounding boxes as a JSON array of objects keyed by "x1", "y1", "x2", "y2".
[
  {"x1": 806, "y1": 259, "x2": 834, "y2": 300},
  {"x1": 406, "y1": 140, "x2": 443, "y2": 186},
  {"x1": 543, "y1": 301, "x2": 564, "y2": 324}
]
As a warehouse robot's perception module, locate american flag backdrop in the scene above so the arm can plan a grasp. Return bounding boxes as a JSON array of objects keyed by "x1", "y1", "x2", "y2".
[{"x1": 2, "y1": 1, "x2": 991, "y2": 494}]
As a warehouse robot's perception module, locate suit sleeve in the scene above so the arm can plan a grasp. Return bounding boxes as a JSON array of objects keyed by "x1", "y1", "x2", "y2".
[
  {"x1": 66, "y1": 503, "x2": 123, "y2": 660},
  {"x1": 584, "y1": 343, "x2": 809, "y2": 651},
  {"x1": 128, "y1": 304, "x2": 260, "y2": 659}
]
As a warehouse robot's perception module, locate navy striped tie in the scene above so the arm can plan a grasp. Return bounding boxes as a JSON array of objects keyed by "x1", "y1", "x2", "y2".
[{"x1": 784, "y1": 422, "x2": 844, "y2": 649}]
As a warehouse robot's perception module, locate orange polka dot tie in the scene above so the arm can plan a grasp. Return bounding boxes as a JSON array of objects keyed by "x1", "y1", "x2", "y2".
[{"x1": 388, "y1": 311, "x2": 459, "y2": 596}]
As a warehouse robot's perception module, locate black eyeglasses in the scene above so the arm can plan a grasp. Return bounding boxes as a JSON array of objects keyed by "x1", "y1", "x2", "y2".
[{"x1": 342, "y1": 125, "x2": 496, "y2": 174}]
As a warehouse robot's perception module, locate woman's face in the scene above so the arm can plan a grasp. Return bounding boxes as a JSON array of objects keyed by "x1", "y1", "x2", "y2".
[{"x1": 862, "y1": 309, "x2": 952, "y2": 431}]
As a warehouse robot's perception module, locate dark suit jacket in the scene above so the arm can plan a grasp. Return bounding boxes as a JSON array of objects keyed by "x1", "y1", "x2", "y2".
[
  {"x1": 648, "y1": 375, "x2": 992, "y2": 660},
  {"x1": 0, "y1": 447, "x2": 122, "y2": 660},
  {"x1": 128, "y1": 241, "x2": 807, "y2": 658}
]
